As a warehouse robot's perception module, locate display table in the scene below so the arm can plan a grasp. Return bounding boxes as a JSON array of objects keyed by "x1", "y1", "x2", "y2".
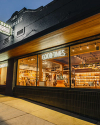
[{"x1": 56, "y1": 80, "x2": 65, "y2": 87}]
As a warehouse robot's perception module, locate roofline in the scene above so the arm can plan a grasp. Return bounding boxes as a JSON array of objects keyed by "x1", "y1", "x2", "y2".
[{"x1": 1, "y1": 5, "x2": 100, "y2": 54}]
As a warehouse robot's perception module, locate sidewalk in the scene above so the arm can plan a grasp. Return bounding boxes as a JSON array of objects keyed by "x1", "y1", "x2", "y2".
[{"x1": 0, "y1": 94, "x2": 99, "y2": 125}]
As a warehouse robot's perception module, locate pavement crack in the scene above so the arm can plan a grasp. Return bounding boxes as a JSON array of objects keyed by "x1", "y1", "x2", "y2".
[{"x1": 0, "y1": 113, "x2": 27, "y2": 123}]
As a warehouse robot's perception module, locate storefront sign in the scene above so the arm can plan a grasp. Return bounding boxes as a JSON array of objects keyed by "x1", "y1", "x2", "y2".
[
  {"x1": 0, "y1": 21, "x2": 12, "y2": 36},
  {"x1": 10, "y1": 16, "x2": 23, "y2": 27},
  {"x1": 42, "y1": 50, "x2": 66, "y2": 60}
]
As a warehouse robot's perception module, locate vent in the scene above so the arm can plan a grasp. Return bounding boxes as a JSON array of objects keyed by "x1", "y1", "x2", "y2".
[{"x1": 17, "y1": 28, "x2": 25, "y2": 37}]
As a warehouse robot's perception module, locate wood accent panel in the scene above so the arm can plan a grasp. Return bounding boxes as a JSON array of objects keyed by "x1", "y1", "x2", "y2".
[{"x1": 0, "y1": 13, "x2": 100, "y2": 61}]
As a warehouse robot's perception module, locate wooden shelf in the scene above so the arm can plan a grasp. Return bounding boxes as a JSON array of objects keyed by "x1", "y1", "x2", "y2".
[{"x1": 75, "y1": 71, "x2": 100, "y2": 86}]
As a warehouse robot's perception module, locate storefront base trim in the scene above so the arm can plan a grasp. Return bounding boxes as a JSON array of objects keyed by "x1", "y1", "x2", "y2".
[
  {"x1": 0, "y1": 85, "x2": 6, "y2": 94},
  {"x1": 13, "y1": 86, "x2": 100, "y2": 121}
]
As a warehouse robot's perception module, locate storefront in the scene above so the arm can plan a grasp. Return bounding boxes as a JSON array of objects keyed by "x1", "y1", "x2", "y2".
[
  {"x1": 0, "y1": 0, "x2": 100, "y2": 121},
  {"x1": 13, "y1": 38, "x2": 100, "y2": 121},
  {"x1": 17, "y1": 47, "x2": 69, "y2": 88},
  {"x1": 0, "y1": 61, "x2": 8, "y2": 94},
  {"x1": 71, "y1": 41, "x2": 100, "y2": 89},
  {"x1": 0, "y1": 61, "x2": 7, "y2": 85},
  {"x1": 15, "y1": 40, "x2": 100, "y2": 89}
]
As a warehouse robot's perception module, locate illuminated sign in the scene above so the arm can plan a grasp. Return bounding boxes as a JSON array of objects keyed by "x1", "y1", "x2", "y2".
[
  {"x1": 42, "y1": 50, "x2": 66, "y2": 60},
  {"x1": 0, "y1": 21, "x2": 12, "y2": 36},
  {"x1": 0, "y1": 63, "x2": 8, "y2": 68}
]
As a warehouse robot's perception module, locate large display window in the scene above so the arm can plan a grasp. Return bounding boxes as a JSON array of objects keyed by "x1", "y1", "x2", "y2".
[
  {"x1": 71, "y1": 41, "x2": 100, "y2": 89},
  {"x1": 16, "y1": 41, "x2": 100, "y2": 89},
  {"x1": 17, "y1": 55, "x2": 37, "y2": 86},
  {"x1": 0, "y1": 62, "x2": 8, "y2": 85},
  {"x1": 38, "y1": 47, "x2": 69, "y2": 87}
]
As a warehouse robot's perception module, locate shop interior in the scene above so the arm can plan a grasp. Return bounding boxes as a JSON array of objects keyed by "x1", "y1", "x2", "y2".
[
  {"x1": 38, "y1": 48, "x2": 69, "y2": 87},
  {"x1": 17, "y1": 55, "x2": 37, "y2": 86},
  {"x1": 17, "y1": 48, "x2": 69, "y2": 87},
  {"x1": 71, "y1": 41, "x2": 100, "y2": 89},
  {"x1": 17, "y1": 41, "x2": 100, "y2": 89},
  {"x1": 0, "y1": 62, "x2": 7, "y2": 85}
]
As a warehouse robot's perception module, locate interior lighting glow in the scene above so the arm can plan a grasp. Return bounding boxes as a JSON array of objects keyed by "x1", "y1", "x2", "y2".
[
  {"x1": 72, "y1": 48, "x2": 74, "y2": 52},
  {"x1": 80, "y1": 46, "x2": 82, "y2": 50},
  {"x1": 42, "y1": 61, "x2": 47, "y2": 64},
  {"x1": 87, "y1": 45, "x2": 89, "y2": 49},
  {"x1": 31, "y1": 58, "x2": 35, "y2": 61},
  {"x1": 95, "y1": 43, "x2": 96, "y2": 47},
  {"x1": 0, "y1": 21, "x2": 12, "y2": 36}
]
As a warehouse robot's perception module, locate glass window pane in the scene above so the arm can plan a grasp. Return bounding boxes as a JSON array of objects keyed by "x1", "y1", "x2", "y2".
[
  {"x1": 38, "y1": 47, "x2": 69, "y2": 87},
  {"x1": 71, "y1": 41, "x2": 100, "y2": 89},
  {"x1": 17, "y1": 55, "x2": 37, "y2": 86},
  {"x1": 0, "y1": 61, "x2": 7, "y2": 85}
]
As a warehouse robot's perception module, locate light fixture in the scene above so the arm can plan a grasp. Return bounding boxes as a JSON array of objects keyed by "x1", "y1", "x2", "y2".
[
  {"x1": 87, "y1": 45, "x2": 89, "y2": 49},
  {"x1": 72, "y1": 48, "x2": 74, "y2": 52},
  {"x1": 95, "y1": 43, "x2": 96, "y2": 47},
  {"x1": 80, "y1": 46, "x2": 82, "y2": 50},
  {"x1": 31, "y1": 58, "x2": 35, "y2": 61}
]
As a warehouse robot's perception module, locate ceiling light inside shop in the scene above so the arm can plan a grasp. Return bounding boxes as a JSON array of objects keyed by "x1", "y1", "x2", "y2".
[
  {"x1": 87, "y1": 45, "x2": 89, "y2": 49},
  {"x1": 80, "y1": 46, "x2": 82, "y2": 50},
  {"x1": 31, "y1": 58, "x2": 35, "y2": 61},
  {"x1": 95, "y1": 43, "x2": 96, "y2": 47},
  {"x1": 72, "y1": 48, "x2": 74, "y2": 52}
]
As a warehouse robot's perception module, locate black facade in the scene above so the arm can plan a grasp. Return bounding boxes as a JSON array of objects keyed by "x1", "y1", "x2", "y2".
[
  {"x1": 0, "y1": 0, "x2": 100, "y2": 53},
  {"x1": 0, "y1": 0, "x2": 100, "y2": 121}
]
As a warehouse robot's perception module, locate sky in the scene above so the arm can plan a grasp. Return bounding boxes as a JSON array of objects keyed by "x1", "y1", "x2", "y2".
[{"x1": 0, "y1": 0, "x2": 53, "y2": 22}]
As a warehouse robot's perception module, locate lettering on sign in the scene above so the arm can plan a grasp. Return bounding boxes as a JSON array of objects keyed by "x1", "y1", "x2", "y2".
[
  {"x1": 10, "y1": 16, "x2": 23, "y2": 27},
  {"x1": 42, "y1": 50, "x2": 66, "y2": 60},
  {"x1": 0, "y1": 21, "x2": 12, "y2": 36}
]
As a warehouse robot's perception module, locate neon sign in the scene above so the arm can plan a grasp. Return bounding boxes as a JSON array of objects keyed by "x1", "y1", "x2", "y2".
[
  {"x1": 0, "y1": 21, "x2": 12, "y2": 36},
  {"x1": 42, "y1": 50, "x2": 66, "y2": 60}
]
